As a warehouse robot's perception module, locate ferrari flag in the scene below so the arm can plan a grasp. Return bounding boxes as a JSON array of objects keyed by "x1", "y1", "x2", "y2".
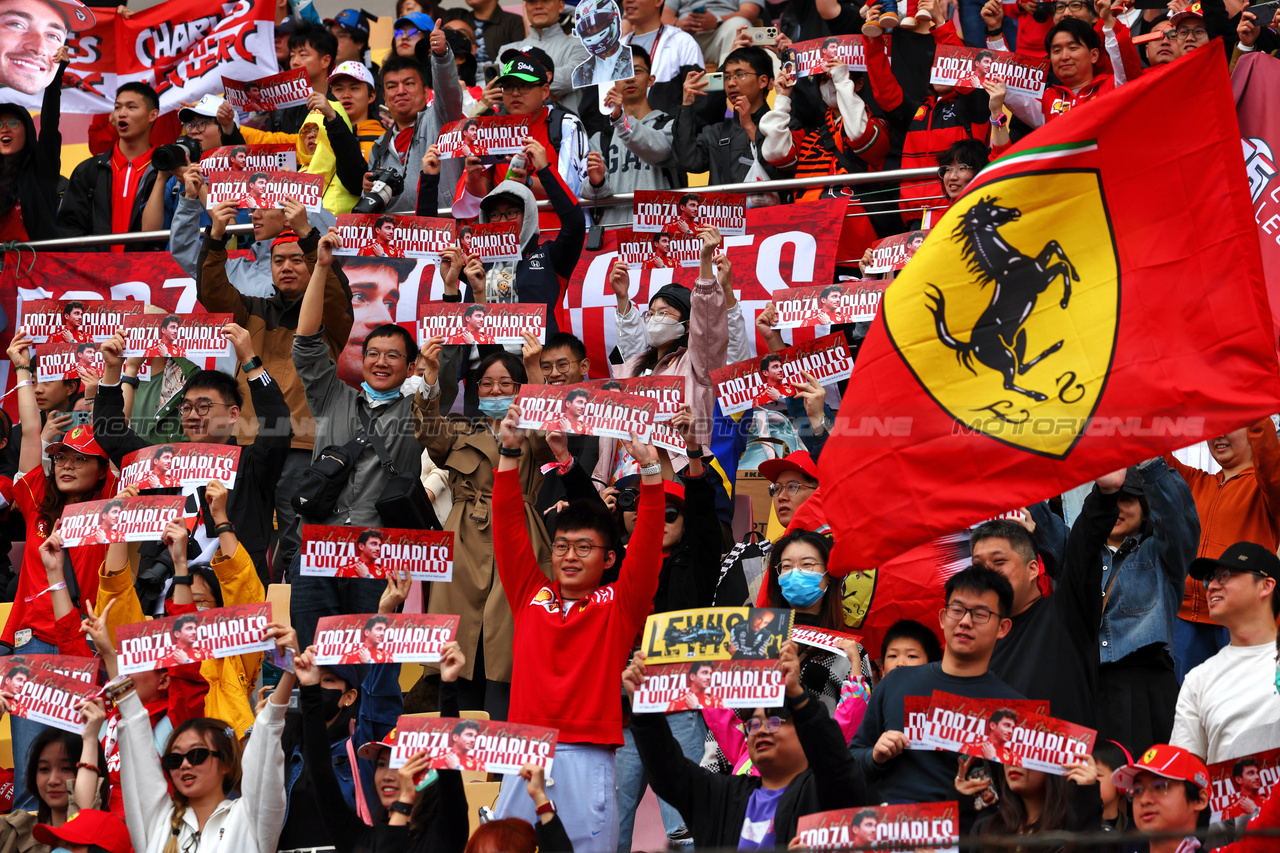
[{"x1": 819, "y1": 46, "x2": 1280, "y2": 572}]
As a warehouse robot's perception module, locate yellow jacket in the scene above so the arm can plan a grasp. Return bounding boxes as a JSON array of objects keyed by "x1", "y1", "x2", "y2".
[
  {"x1": 97, "y1": 543, "x2": 266, "y2": 738},
  {"x1": 240, "y1": 103, "x2": 360, "y2": 214}
]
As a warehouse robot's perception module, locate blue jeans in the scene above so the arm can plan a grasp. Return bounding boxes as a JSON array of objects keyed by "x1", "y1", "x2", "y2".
[
  {"x1": 496, "y1": 743, "x2": 618, "y2": 853},
  {"x1": 955, "y1": 0, "x2": 1018, "y2": 45},
  {"x1": 1174, "y1": 618, "x2": 1230, "y2": 684},
  {"x1": 9, "y1": 636, "x2": 59, "y2": 811},
  {"x1": 288, "y1": 551, "x2": 387, "y2": 650},
  {"x1": 616, "y1": 711, "x2": 707, "y2": 851}
]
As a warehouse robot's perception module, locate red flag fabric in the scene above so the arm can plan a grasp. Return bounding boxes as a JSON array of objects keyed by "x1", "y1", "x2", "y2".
[
  {"x1": 819, "y1": 46, "x2": 1280, "y2": 573},
  {"x1": 1233, "y1": 52, "x2": 1280, "y2": 351}
]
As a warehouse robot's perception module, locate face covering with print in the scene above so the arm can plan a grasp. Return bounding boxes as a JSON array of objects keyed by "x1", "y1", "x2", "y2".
[
  {"x1": 645, "y1": 316, "x2": 686, "y2": 348},
  {"x1": 478, "y1": 395, "x2": 516, "y2": 419},
  {"x1": 779, "y1": 571, "x2": 826, "y2": 608}
]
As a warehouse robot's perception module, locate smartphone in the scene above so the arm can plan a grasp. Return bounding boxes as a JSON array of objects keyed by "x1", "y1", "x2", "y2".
[
  {"x1": 704, "y1": 71, "x2": 725, "y2": 92},
  {"x1": 746, "y1": 26, "x2": 779, "y2": 45},
  {"x1": 55, "y1": 411, "x2": 92, "y2": 441},
  {"x1": 693, "y1": 4, "x2": 706, "y2": 11},
  {"x1": 414, "y1": 768, "x2": 440, "y2": 792},
  {"x1": 966, "y1": 759, "x2": 999, "y2": 810},
  {"x1": 1249, "y1": 0, "x2": 1279, "y2": 26},
  {"x1": 485, "y1": 64, "x2": 500, "y2": 84},
  {"x1": 267, "y1": 645, "x2": 295, "y2": 674}
]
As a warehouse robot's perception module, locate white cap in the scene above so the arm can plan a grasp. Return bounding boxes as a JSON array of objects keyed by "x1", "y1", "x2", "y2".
[
  {"x1": 178, "y1": 94, "x2": 226, "y2": 123},
  {"x1": 329, "y1": 60, "x2": 376, "y2": 88}
]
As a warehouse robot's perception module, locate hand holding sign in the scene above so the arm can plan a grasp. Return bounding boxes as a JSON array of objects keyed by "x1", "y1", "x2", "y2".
[
  {"x1": 440, "y1": 640, "x2": 465, "y2": 682},
  {"x1": 379, "y1": 566, "x2": 413, "y2": 613},
  {"x1": 501, "y1": 404, "x2": 527, "y2": 450},
  {"x1": 622, "y1": 650, "x2": 648, "y2": 701}
]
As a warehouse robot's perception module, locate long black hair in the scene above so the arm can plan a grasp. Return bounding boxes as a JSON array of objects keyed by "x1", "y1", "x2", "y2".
[
  {"x1": 979, "y1": 768, "x2": 1074, "y2": 850},
  {"x1": 0, "y1": 104, "x2": 35, "y2": 218},
  {"x1": 25, "y1": 728, "x2": 106, "y2": 823}
]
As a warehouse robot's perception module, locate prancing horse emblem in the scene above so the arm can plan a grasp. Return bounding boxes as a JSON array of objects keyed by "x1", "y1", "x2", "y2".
[{"x1": 924, "y1": 197, "x2": 1079, "y2": 402}]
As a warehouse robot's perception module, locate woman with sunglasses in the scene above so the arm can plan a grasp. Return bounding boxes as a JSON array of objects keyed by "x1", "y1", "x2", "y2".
[
  {"x1": 3, "y1": 332, "x2": 117, "y2": 811},
  {"x1": 0, "y1": 46, "x2": 69, "y2": 244},
  {"x1": 82, "y1": 604, "x2": 298, "y2": 853},
  {"x1": 414, "y1": 344, "x2": 555, "y2": 716},
  {"x1": 959, "y1": 751, "x2": 1102, "y2": 851}
]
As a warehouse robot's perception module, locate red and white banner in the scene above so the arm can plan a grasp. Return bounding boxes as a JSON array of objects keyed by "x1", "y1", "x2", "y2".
[
  {"x1": 335, "y1": 214, "x2": 457, "y2": 260},
  {"x1": 772, "y1": 282, "x2": 888, "y2": 329},
  {"x1": 458, "y1": 222, "x2": 521, "y2": 262},
  {"x1": 119, "y1": 443, "x2": 241, "y2": 490},
  {"x1": 312, "y1": 613, "x2": 460, "y2": 664},
  {"x1": 202, "y1": 143, "x2": 298, "y2": 173},
  {"x1": 586, "y1": 375, "x2": 683, "y2": 420},
  {"x1": 797, "y1": 802, "x2": 959, "y2": 853},
  {"x1": 0, "y1": 252, "x2": 214, "y2": 422},
  {"x1": 35, "y1": 340, "x2": 104, "y2": 383},
  {"x1": 0, "y1": 0, "x2": 278, "y2": 114},
  {"x1": 300, "y1": 525, "x2": 455, "y2": 582},
  {"x1": 790, "y1": 625, "x2": 861, "y2": 658},
  {"x1": 0, "y1": 655, "x2": 99, "y2": 688},
  {"x1": 632, "y1": 190, "x2": 746, "y2": 237},
  {"x1": 122, "y1": 313, "x2": 233, "y2": 358},
  {"x1": 563, "y1": 199, "x2": 848, "y2": 377},
  {"x1": 865, "y1": 230, "x2": 930, "y2": 274},
  {"x1": 919, "y1": 692, "x2": 1095, "y2": 774},
  {"x1": 417, "y1": 304, "x2": 545, "y2": 346},
  {"x1": 9, "y1": 671, "x2": 103, "y2": 735},
  {"x1": 631, "y1": 659, "x2": 785, "y2": 712},
  {"x1": 18, "y1": 300, "x2": 143, "y2": 344},
  {"x1": 789, "y1": 35, "x2": 867, "y2": 77},
  {"x1": 516, "y1": 384, "x2": 655, "y2": 441},
  {"x1": 930, "y1": 45, "x2": 1046, "y2": 98},
  {"x1": 436, "y1": 116, "x2": 531, "y2": 159},
  {"x1": 223, "y1": 67, "x2": 311, "y2": 111},
  {"x1": 115, "y1": 603, "x2": 272, "y2": 675},
  {"x1": 206, "y1": 170, "x2": 324, "y2": 212},
  {"x1": 1208, "y1": 747, "x2": 1280, "y2": 823},
  {"x1": 390, "y1": 716, "x2": 558, "y2": 775},
  {"x1": 711, "y1": 336, "x2": 853, "y2": 416},
  {"x1": 615, "y1": 228, "x2": 657, "y2": 269},
  {"x1": 59, "y1": 495, "x2": 185, "y2": 546}
]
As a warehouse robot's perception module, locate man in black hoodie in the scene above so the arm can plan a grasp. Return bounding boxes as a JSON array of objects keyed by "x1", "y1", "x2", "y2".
[{"x1": 627, "y1": 639, "x2": 870, "y2": 849}]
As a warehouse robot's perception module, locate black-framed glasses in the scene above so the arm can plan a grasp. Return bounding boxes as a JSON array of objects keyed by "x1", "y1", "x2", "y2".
[
  {"x1": 50, "y1": 453, "x2": 96, "y2": 470},
  {"x1": 162, "y1": 747, "x2": 214, "y2": 770},
  {"x1": 179, "y1": 401, "x2": 233, "y2": 417},
  {"x1": 1053, "y1": 1, "x2": 1088, "y2": 10},
  {"x1": 768, "y1": 482, "x2": 816, "y2": 498},
  {"x1": 943, "y1": 602, "x2": 998, "y2": 624},
  {"x1": 540, "y1": 358, "x2": 582, "y2": 376},
  {"x1": 1202, "y1": 568, "x2": 1266, "y2": 590},
  {"x1": 552, "y1": 538, "x2": 608, "y2": 558},
  {"x1": 1174, "y1": 26, "x2": 1208, "y2": 40},
  {"x1": 738, "y1": 716, "x2": 785, "y2": 736},
  {"x1": 489, "y1": 207, "x2": 522, "y2": 221},
  {"x1": 184, "y1": 119, "x2": 212, "y2": 134},
  {"x1": 1126, "y1": 778, "x2": 1175, "y2": 801}
]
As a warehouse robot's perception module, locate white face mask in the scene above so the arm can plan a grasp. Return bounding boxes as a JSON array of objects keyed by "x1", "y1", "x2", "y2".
[
  {"x1": 645, "y1": 316, "x2": 686, "y2": 347},
  {"x1": 400, "y1": 374, "x2": 426, "y2": 397}
]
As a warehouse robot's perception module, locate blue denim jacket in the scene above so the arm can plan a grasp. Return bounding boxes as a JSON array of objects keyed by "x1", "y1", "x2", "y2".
[{"x1": 1029, "y1": 459, "x2": 1199, "y2": 664}]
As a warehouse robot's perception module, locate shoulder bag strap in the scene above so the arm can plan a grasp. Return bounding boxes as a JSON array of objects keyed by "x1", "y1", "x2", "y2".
[{"x1": 356, "y1": 405, "x2": 398, "y2": 477}]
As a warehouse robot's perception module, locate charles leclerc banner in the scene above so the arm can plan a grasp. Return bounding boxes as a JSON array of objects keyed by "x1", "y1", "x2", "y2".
[
  {"x1": 0, "y1": 0, "x2": 278, "y2": 113},
  {"x1": 561, "y1": 198, "x2": 848, "y2": 375}
]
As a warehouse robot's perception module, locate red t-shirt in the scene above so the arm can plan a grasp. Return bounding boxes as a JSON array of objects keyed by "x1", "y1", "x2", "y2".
[
  {"x1": 0, "y1": 203, "x2": 27, "y2": 243},
  {"x1": 109, "y1": 144, "x2": 155, "y2": 254},
  {"x1": 4, "y1": 466, "x2": 115, "y2": 646}
]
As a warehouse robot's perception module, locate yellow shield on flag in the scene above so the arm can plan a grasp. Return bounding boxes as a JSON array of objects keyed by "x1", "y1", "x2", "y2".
[{"x1": 883, "y1": 169, "x2": 1119, "y2": 459}]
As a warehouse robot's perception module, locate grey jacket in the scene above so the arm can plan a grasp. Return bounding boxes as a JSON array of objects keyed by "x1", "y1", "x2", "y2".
[
  {"x1": 169, "y1": 195, "x2": 335, "y2": 299},
  {"x1": 292, "y1": 330, "x2": 421, "y2": 527},
  {"x1": 368, "y1": 48, "x2": 466, "y2": 214},
  {"x1": 581, "y1": 109, "x2": 678, "y2": 226},
  {"x1": 498, "y1": 24, "x2": 590, "y2": 115}
]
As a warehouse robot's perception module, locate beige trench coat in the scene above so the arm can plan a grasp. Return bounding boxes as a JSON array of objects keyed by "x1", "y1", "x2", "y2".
[{"x1": 414, "y1": 391, "x2": 554, "y2": 682}]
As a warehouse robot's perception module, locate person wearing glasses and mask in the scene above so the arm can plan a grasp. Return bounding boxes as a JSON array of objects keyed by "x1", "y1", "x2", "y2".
[
  {"x1": 626, "y1": 639, "x2": 870, "y2": 849},
  {"x1": 92, "y1": 323, "x2": 291, "y2": 594}
]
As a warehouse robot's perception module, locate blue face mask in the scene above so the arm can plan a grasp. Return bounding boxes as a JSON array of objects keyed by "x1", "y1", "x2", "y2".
[
  {"x1": 478, "y1": 395, "x2": 516, "y2": 419},
  {"x1": 779, "y1": 570, "x2": 826, "y2": 608},
  {"x1": 362, "y1": 381, "x2": 401, "y2": 402}
]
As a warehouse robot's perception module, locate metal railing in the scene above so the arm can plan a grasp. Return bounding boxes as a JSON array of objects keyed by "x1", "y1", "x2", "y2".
[{"x1": 3, "y1": 167, "x2": 942, "y2": 252}]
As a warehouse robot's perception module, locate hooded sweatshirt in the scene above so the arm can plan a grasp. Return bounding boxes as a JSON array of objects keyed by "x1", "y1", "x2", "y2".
[
  {"x1": 474, "y1": 170, "x2": 585, "y2": 337},
  {"x1": 297, "y1": 111, "x2": 360, "y2": 213},
  {"x1": 0, "y1": 66, "x2": 65, "y2": 242}
]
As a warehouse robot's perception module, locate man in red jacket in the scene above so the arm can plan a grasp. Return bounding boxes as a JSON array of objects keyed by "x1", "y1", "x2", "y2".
[{"x1": 491, "y1": 404, "x2": 665, "y2": 853}]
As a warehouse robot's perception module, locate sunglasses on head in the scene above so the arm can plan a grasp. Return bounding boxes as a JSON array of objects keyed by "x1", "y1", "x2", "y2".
[{"x1": 162, "y1": 747, "x2": 215, "y2": 770}]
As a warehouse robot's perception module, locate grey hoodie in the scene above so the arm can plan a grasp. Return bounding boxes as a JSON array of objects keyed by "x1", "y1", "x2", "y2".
[{"x1": 580, "y1": 109, "x2": 679, "y2": 226}]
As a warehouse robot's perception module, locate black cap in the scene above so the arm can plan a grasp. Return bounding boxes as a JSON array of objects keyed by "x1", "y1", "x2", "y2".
[
  {"x1": 1188, "y1": 542, "x2": 1280, "y2": 581},
  {"x1": 497, "y1": 49, "x2": 550, "y2": 85},
  {"x1": 1118, "y1": 467, "x2": 1144, "y2": 498},
  {"x1": 650, "y1": 283, "x2": 691, "y2": 323},
  {"x1": 524, "y1": 45, "x2": 556, "y2": 77}
]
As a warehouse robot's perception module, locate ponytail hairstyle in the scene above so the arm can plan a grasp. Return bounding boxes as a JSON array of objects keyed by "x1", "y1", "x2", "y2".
[{"x1": 160, "y1": 718, "x2": 242, "y2": 853}]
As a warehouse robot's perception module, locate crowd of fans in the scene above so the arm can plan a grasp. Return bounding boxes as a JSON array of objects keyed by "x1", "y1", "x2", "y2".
[{"x1": 0, "y1": 0, "x2": 1276, "y2": 850}]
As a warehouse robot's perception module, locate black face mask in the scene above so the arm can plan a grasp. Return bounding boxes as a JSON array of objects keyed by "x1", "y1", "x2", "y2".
[{"x1": 321, "y1": 687, "x2": 348, "y2": 722}]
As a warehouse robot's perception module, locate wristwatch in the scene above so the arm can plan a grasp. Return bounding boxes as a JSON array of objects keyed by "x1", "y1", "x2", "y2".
[
  {"x1": 241, "y1": 356, "x2": 263, "y2": 373},
  {"x1": 389, "y1": 801, "x2": 413, "y2": 816},
  {"x1": 985, "y1": 26, "x2": 1003, "y2": 36},
  {"x1": 213, "y1": 522, "x2": 236, "y2": 536},
  {"x1": 498, "y1": 445, "x2": 522, "y2": 458},
  {"x1": 120, "y1": 375, "x2": 140, "y2": 388},
  {"x1": 171, "y1": 575, "x2": 194, "y2": 586},
  {"x1": 990, "y1": 113, "x2": 1008, "y2": 127},
  {"x1": 535, "y1": 800, "x2": 557, "y2": 817}
]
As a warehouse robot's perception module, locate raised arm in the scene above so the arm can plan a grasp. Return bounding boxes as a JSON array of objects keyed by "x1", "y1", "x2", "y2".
[
  {"x1": 426, "y1": 23, "x2": 464, "y2": 125},
  {"x1": 6, "y1": 332, "x2": 41, "y2": 474},
  {"x1": 198, "y1": 202, "x2": 254, "y2": 324},
  {"x1": 298, "y1": 228, "x2": 339, "y2": 337},
  {"x1": 1139, "y1": 458, "x2": 1199, "y2": 586}
]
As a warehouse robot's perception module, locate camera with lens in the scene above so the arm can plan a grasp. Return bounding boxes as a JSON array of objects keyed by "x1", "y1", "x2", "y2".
[
  {"x1": 352, "y1": 167, "x2": 406, "y2": 214},
  {"x1": 152, "y1": 136, "x2": 203, "y2": 173},
  {"x1": 615, "y1": 488, "x2": 641, "y2": 512}
]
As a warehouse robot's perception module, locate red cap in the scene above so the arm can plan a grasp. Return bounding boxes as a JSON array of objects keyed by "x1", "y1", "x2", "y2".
[
  {"x1": 34, "y1": 809, "x2": 133, "y2": 853},
  {"x1": 663, "y1": 480, "x2": 685, "y2": 508},
  {"x1": 758, "y1": 451, "x2": 819, "y2": 484},
  {"x1": 357, "y1": 727, "x2": 397, "y2": 760},
  {"x1": 1110, "y1": 744, "x2": 1210, "y2": 792},
  {"x1": 1170, "y1": 1, "x2": 1203, "y2": 27},
  {"x1": 272, "y1": 230, "x2": 301, "y2": 249},
  {"x1": 45, "y1": 424, "x2": 107, "y2": 461}
]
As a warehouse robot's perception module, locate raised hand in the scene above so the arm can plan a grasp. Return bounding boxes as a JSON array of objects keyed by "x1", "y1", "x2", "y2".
[{"x1": 379, "y1": 566, "x2": 412, "y2": 613}]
